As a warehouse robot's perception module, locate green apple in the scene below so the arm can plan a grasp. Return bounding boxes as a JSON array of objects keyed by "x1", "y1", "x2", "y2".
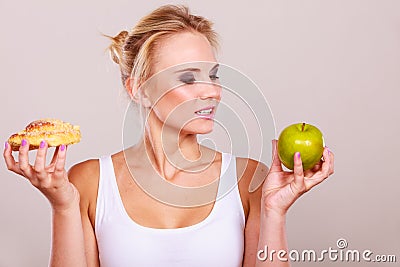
[{"x1": 277, "y1": 122, "x2": 324, "y2": 170}]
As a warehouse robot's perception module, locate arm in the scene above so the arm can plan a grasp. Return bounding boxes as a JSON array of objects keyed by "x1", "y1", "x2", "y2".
[
  {"x1": 50, "y1": 159, "x2": 100, "y2": 267},
  {"x1": 244, "y1": 189, "x2": 290, "y2": 267},
  {"x1": 68, "y1": 161, "x2": 101, "y2": 267},
  {"x1": 3, "y1": 140, "x2": 98, "y2": 267},
  {"x1": 255, "y1": 210, "x2": 289, "y2": 266},
  {"x1": 241, "y1": 159, "x2": 289, "y2": 267},
  {"x1": 242, "y1": 140, "x2": 334, "y2": 266},
  {"x1": 50, "y1": 196, "x2": 88, "y2": 267}
]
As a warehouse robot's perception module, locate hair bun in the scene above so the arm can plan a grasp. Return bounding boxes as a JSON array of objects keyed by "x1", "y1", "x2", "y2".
[
  {"x1": 103, "y1": 4, "x2": 218, "y2": 90},
  {"x1": 107, "y1": 30, "x2": 129, "y2": 64}
]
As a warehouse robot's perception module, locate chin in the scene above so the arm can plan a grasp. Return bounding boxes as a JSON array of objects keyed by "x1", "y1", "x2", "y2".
[{"x1": 183, "y1": 120, "x2": 215, "y2": 134}]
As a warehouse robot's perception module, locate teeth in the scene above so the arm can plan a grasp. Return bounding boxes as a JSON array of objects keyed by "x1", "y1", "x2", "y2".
[{"x1": 196, "y1": 108, "x2": 212, "y2": 115}]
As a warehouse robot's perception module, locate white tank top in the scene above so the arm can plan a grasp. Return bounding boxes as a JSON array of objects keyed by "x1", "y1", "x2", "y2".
[{"x1": 95, "y1": 152, "x2": 245, "y2": 267}]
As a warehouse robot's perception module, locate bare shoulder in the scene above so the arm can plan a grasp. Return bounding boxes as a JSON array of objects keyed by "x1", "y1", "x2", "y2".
[
  {"x1": 68, "y1": 159, "x2": 100, "y2": 192},
  {"x1": 236, "y1": 157, "x2": 269, "y2": 193},
  {"x1": 67, "y1": 159, "x2": 100, "y2": 210},
  {"x1": 236, "y1": 157, "x2": 269, "y2": 218}
]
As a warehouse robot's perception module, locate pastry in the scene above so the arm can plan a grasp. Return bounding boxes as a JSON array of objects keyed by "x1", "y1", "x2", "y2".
[{"x1": 8, "y1": 119, "x2": 81, "y2": 151}]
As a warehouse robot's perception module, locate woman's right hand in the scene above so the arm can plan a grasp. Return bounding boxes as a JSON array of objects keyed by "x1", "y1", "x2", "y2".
[{"x1": 3, "y1": 139, "x2": 79, "y2": 212}]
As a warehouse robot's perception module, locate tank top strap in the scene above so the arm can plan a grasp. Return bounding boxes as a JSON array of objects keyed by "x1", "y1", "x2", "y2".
[
  {"x1": 95, "y1": 155, "x2": 123, "y2": 233},
  {"x1": 216, "y1": 152, "x2": 245, "y2": 228},
  {"x1": 217, "y1": 152, "x2": 238, "y2": 199}
]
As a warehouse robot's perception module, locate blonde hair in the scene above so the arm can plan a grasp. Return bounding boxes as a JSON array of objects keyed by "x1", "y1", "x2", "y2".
[{"x1": 105, "y1": 4, "x2": 219, "y2": 90}]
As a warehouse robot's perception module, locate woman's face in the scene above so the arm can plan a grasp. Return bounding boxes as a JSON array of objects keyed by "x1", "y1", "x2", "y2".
[{"x1": 141, "y1": 31, "x2": 222, "y2": 135}]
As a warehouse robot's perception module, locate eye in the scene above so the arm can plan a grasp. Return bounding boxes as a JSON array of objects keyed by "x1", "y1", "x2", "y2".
[
  {"x1": 209, "y1": 74, "x2": 219, "y2": 81},
  {"x1": 209, "y1": 68, "x2": 219, "y2": 81},
  {"x1": 179, "y1": 72, "x2": 196, "y2": 84}
]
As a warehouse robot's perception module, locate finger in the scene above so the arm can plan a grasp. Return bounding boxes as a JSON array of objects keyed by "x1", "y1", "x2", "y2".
[
  {"x1": 18, "y1": 139, "x2": 33, "y2": 177},
  {"x1": 4, "y1": 141, "x2": 22, "y2": 175},
  {"x1": 54, "y1": 145, "x2": 67, "y2": 179},
  {"x1": 327, "y1": 147, "x2": 334, "y2": 175},
  {"x1": 305, "y1": 147, "x2": 332, "y2": 188},
  {"x1": 270, "y1": 139, "x2": 283, "y2": 172},
  {"x1": 34, "y1": 140, "x2": 48, "y2": 178},
  {"x1": 304, "y1": 160, "x2": 322, "y2": 177},
  {"x1": 308, "y1": 147, "x2": 331, "y2": 183},
  {"x1": 312, "y1": 161, "x2": 322, "y2": 171},
  {"x1": 291, "y1": 152, "x2": 305, "y2": 194},
  {"x1": 320, "y1": 147, "x2": 331, "y2": 177},
  {"x1": 50, "y1": 146, "x2": 59, "y2": 165},
  {"x1": 3, "y1": 141, "x2": 14, "y2": 168}
]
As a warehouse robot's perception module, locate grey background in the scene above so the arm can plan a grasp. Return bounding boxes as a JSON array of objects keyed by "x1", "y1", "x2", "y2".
[{"x1": 1, "y1": 0, "x2": 399, "y2": 266}]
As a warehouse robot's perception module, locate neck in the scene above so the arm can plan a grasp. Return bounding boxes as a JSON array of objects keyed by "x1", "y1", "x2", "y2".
[{"x1": 134, "y1": 109, "x2": 203, "y2": 180}]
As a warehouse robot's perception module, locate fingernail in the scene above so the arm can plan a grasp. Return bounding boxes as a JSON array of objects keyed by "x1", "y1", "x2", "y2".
[
  {"x1": 327, "y1": 147, "x2": 330, "y2": 155},
  {"x1": 60, "y1": 144, "x2": 66, "y2": 151},
  {"x1": 296, "y1": 152, "x2": 301, "y2": 159},
  {"x1": 21, "y1": 139, "x2": 27, "y2": 147},
  {"x1": 40, "y1": 140, "x2": 46, "y2": 148}
]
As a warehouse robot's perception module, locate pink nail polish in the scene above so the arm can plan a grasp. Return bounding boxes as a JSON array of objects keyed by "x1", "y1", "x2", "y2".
[
  {"x1": 40, "y1": 140, "x2": 46, "y2": 148},
  {"x1": 5, "y1": 142, "x2": 8, "y2": 149},
  {"x1": 21, "y1": 139, "x2": 27, "y2": 147},
  {"x1": 296, "y1": 152, "x2": 301, "y2": 159},
  {"x1": 60, "y1": 144, "x2": 66, "y2": 151},
  {"x1": 327, "y1": 147, "x2": 330, "y2": 155}
]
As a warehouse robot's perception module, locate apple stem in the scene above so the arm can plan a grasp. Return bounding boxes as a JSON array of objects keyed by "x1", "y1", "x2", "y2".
[{"x1": 302, "y1": 122, "x2": 305, "y2": 132}]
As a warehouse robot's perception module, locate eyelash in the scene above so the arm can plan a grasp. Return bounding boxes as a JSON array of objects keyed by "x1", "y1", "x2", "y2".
[
  {"x1": 179, "y1": 74, "x2": 219, "y2": 84},
  {"x1": 210, "y1": 74, "x2": 219, "y2": 81},
  {"x1": 180, "y1": 76, "x2": 196, "y2": 84}
]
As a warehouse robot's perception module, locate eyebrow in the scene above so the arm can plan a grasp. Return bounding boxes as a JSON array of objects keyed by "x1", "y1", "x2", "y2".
[{"x1": 174, "y1": 64, "x2": 219, "y2": 73}]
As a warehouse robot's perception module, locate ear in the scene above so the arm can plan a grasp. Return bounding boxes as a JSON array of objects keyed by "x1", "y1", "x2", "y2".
[
  {"x1": 125, "y1": 77, "x2": 152, "y2": 108},
  {"x1": 125, "y1": 77, "x2": 139, "y2": 103}
]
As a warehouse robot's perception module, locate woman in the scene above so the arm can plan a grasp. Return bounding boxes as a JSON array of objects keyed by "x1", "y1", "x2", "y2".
[{"x1": 3, "y1": 4, "x2": 334, "y2": 267}]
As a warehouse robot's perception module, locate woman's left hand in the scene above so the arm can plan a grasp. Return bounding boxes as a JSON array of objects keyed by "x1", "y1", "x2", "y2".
[{"x1": 262, "y1": 139, "x2": 334, "y2": 216}]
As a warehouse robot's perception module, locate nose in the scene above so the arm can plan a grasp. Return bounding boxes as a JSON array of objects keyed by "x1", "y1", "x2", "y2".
[{"x1": 198, "y1": 82, "x2": 222, "y2": 101}]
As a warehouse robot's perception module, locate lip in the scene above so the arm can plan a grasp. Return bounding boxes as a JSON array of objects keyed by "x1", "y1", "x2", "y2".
[
  {"x1": 194, "y1": 105, "x2": 216, "y2": 120},
  {"x1": 194, "y1": 105, "x2": 216, "y2": 113},
  {"x1": 194, "y1": 113, "x2": 215, "y2": 120}
]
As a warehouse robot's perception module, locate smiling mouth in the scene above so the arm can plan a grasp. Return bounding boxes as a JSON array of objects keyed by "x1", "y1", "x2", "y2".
[
  {"x1": 194, "y1": 105, "x2": 216, "y2": 115},
  {"x1": 195, "y1": 108, "x2": 213, "y2": 115}
]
